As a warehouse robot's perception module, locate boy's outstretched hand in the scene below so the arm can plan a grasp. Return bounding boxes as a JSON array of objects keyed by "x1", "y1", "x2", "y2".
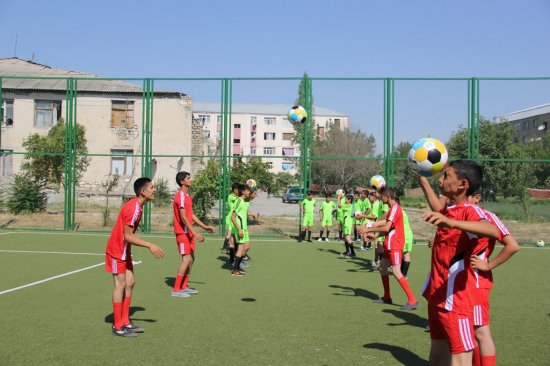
[
  {"x1": 422, "y1": 211, "x2": 451, "y2": 228},
  {"x1": 149, "y1": 244, "x2": 165, "y2": 259}
]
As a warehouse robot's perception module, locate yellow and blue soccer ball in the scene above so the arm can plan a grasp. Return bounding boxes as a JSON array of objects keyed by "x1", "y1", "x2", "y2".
[
  {"x1": 370, "y1": 175, "x2": 386, "y2": 191},
  {"x1": 288, "y1": 105, "x2": 307, "y2": 125},
  {"x1": 246, "y1": 179, "x2": 257, "y2": 191},
  {"x1": 408, "y1": 137, "x2": 448, "y2": 177}
]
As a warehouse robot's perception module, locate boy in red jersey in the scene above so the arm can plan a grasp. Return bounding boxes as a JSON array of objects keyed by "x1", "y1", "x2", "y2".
[
  {"x1": 467, "y1": 192, "x2": 519, "y2": 366},
  {"x1": 171, "y1": 171, "x2": 215, "y2": 297},
  {"x1": 360, "y1": 187, "x2": 418, "y2": 310},
  {"x1": 105, "y1": 177, "x2": 165, "y2": 337},
  {"x1": 418, "y1": 160, "x2": 499, "y2": 366}
]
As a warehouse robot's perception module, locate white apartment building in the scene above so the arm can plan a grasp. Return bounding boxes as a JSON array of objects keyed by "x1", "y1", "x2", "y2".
[{"x1": 193, "y1": 102, "x2": 349, "y2": 174}]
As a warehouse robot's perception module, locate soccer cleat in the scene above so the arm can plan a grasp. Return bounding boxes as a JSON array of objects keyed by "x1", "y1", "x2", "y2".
[
  {"x1": 123, "y1": 322, "x2": 144, "y2": 333},
  {"x1": 324, "y1": 238, "x2": 329, "y2": 242},
  {"x1": 240, "y1": 261, "x2": 250, "y2": 268},
  {"x1": 359, "y1": 246, "x2": 367, "y2": 251},
  {"x1": 373, "y1": 297, "x2": 393, "y2": 304},
  {"x1": 400, "y1": 301, "x2": 419, "y2": 311},
  {"x1": 340, "y1": 252, "x2": 351, "y2": 257},
  {"x1": 317, "y1": 238, "x2": 323, "y2": 242},
  {"x1": 355, "y1": 239, "x2": 362, "y2": 243},
  {"x1": 348, "y1": 253, "x2": 357, "y2": 258},
  {"x1": 171, "y1": 290, "x2": 190, "y2": 298},
  {"x1": 231, "y1": 270, "x2": 245, "y2": 277},
  {"x1": 183, "y1": 287, "x2": 199, "y2": 295},
  {"x1": 243, "y1": 255, "x2": 252, "y2": 261},
  {"x1": 112, "y1": 326, "x2": 138, "y2": 337}
]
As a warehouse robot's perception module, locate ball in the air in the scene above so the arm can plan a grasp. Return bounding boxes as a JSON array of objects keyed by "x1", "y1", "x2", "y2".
[
  {"x1": 408, "y1": 137, "x2": 448, "y2": 177},
  {"x1": 246, "y1": 179, "x2": 257, "y2": 191},
  {"x1": 288, "y1": 105, "x2": 307, "y2": 125},
  {"x1": 335, "y1": 188, "x2": 344, "y2": 196},
  {"x1": 536, "y1": 239, "x2": 545, "y2": 247},
  {"x1": 370, "y1": 175, "x2": 386, "y2": 191}
]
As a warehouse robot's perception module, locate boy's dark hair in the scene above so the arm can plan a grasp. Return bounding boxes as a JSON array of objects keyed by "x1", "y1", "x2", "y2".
[
  {"x1": 345, "y1": 194, "x2": 354, "y2": 203},
  {"x1": 238, "y1": 183, "x2": 250, "y2": 196},
  {"x1": 134, "y1": 177, "x2": 152, "y2": 196},
  {"x1": 449, "y1": 159, "x2": 483, "y2": 196},
  {"x1": 175, "y1": 171, "x2": 190, "y2": 187},
  {"x1": 307, "y1": 191, "x2": 313, "y2": 196},
  {"x1": 325, "y1": 192, "x2": 331, "y2": 198},
  {"x1": 231, "y1": 182, "x2": 240, "y2": 191},
  {"x1": 379, "y1": 187, "x2": 397, "y2": 200}
]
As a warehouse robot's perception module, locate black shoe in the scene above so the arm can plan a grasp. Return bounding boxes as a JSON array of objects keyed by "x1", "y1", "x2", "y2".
[
  {"x1": 373, "y1": 297, "x2": 393, "y2": 304},
  {"x1": 113, "y1": 326, "x2": 138, "y2": 337},
  {"x1": 123, "y1": 322, "x2": 144, "y2": 333}
]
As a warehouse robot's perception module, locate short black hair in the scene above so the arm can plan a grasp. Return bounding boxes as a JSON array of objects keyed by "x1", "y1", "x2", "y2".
[
  {"x1": 175, "y1": 171, "x2": 190, "y2": 187},
  {"x1": 134, "y1": 177, "x2": 152, "y2": 196},
  {"x1": 307, "y1": 191, "x2": 313, "y2": 196},
  {"x1": 325, "y1": 192, "x2": 331, "y2": 198},
  {"x1": 238, "y1": 183, "x2": 250, "y2": 196},
  {"x1": 379, "y1": 187, "x2": 397, "y2": 200},
  {"x1": 345, "y1": 194, "x2": 354, "y2": 203},
  {"x1": 449, "y1": 159, "x2": 483, "y2": 196},
  {"x1": 231, "y1": 182, "x2": 240, "y2": 191}
]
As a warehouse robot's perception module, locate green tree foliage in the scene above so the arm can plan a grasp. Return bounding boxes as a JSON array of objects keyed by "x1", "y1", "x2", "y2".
[
  {"x1": 231, "y1": 157, "x2": 276, "y2": 193},
  {"x1": 292, "y1": 72, "x2": 316, "y2": 147},
  {"x1": 153, "y1": 177, "x2": 172, "y2": 207},
  {"x1": 7, "y1": 173, "x2": 47, "y2": 214},
  {"x1": 312, "y1": 126, "x2": 378, "y2": 191},
  {"x1": 101, "y1": 172, "x2": 120, "y2": 227},
  {"x1": 273, "y1": 172, "x2": 298, "y2": 195},
  {"x1": 21, "y1": 118, "x2": 90, "y2": 188},
  {"x1": 189, "y1": 160, "x2": 220, "y2": 222}
]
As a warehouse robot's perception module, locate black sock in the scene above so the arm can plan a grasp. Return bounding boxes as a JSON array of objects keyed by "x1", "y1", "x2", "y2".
[
  {"x1": 339, "y1": 230, "x2": 342, "y2": 239},
  {"x1": 300, "y1": 230, "x2": 306, "y2": 241},
  {"x1": 349, "y1": 242, "x2": 356, "y2": 255},
  {"x1": 354, "y1": 229, "x2": 358, "y2": 241},
  {"x1": 326, "y1": 230, "x2": 330, "y2": 238},
  {"x1": 308, "y1": 230, "x2": 311, "y2": 241},
  {"x1": 232, "y1": 256, "x2": 242, "y2": 271},
  {"x1": 344, "y1": 243, "x2": 350, "y2": 254},
  {"x1": 401, "y1": 261, "x2": 411, "y2": 277},
  {"x1": 319, "y1": 230, "x2": 323, "y2": 239},
  {"x1": 229, "y1": 247, "x2": 235, "y2": 262},
  {"x1": 223, "y1": 238, "x2": 229, "y2": 248}
]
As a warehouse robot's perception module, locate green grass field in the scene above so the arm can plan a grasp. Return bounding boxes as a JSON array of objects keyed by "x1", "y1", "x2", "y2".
[{"x1": 0, "y1": 232, "x2": 548, "y2": 365}]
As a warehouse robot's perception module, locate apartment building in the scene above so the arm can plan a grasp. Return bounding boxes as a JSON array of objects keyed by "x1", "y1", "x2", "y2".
[
  {"x1": 494, "y1": 103, "x2": 549, "y2": 143},
  {"x1": 193, "y1": 102, "x2": 349, "y2": 174}
]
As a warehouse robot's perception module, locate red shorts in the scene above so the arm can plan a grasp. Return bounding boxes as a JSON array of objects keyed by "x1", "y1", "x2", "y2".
[
  {"x1": 473, "y1": 288, "x2": 491, "y2": 327},
  {"x1": 177, "y1": 234, "x2": 195, "y2": 255},
  {"x1": 383, "y1": 250, "x2": 402, "y2": 266},
  {"x1": 428, "y1": 304, "x2": 476, "y2": 354},
  {"x1": 105, "y1": 254, "x2": 133, "y2": 274}
]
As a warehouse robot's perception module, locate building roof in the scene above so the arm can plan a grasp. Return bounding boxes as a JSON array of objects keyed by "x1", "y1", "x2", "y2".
[
  {"x1": 193, "y1": 101, "x2": 347, "y2": 117},
  {"x1": 495, "y1": 103, "x2": 550, "y2": 123},
  {"x1": 0, "y1": 57, "x2": 183, "y2": 96}
]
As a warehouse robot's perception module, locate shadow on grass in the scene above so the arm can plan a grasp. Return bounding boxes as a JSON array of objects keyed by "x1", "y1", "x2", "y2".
[
  {"x1": 329, "y1": 284, "x2": 380, "y2": 300},
  {"x1": 363, "y1": 342, "x2": 428, "y2": 365},
  {"x1": 216, "y1": 255, "x2": 233, "y2": 270},
  {"x1": 317, "y1": 248, "x2": 379, "y2": 273},
  {"x1": 383, "y1": 309, "x2": 429, "y2": 329},
  {"x1": 164, "y1": 277, "x2": 207, "y2": 289},
  {"x1": 104, "y1": 306, "x2": 157, "y2": 324}
]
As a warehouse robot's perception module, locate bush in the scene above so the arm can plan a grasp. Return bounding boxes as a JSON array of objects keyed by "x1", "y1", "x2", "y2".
[
  {"x1": 8, "y1": 174, "x2": 47, "y2": 214},
  {"x1": 154, "y1": 177, "x2": 172, "y2": 207}
]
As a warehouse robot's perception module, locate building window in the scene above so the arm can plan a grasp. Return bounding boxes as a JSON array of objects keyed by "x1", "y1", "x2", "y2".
[
  {"x1": 523, "y1": 121, "x2": 529, "y2": 130},
  {"x1": 0, "y1": 150, "x2": 13, "y2": 176},
  {"x1": 250, "y1": 147, "x2": 256, "y2": 155},
  {"x1": 283, "y1": 117, "x2": 292, "y2": 127},
  {"x1": 217, "y1": 115, "x2": 221, "y2": 123},
  {"x1": 264, "y1": 117, "x2": 276, "y2": 125},
  {"x1": 266, "y1": 162, "x2": 273, "y2": 169},
  {"x1": 1, "y1": 100, "x2": 14, "y2": 126},
  {"x1": 233, "y1": 138, "x2": 240, "y2": 144},
  {"x1": 197, "y1": 114, "x2": 210, "y2": 127},
  {"x1": 264, "y1": 132, "x2": 276, "y2": 140},
  {"x1": 334, "y1": 118, "x2": 341, "y2": 128},
  {"x1": 251, "y1": 132, "x2": 257, "y2": 140},
  {"x1": 250, "y1": 116, "x2": 257, "y2": 125},
  {"x1": 514, "y1": 122, "x2": 520, "y2": 132},
  {"x1": 111, "y1": 149, "x2": 134, "y2": 176},
  {"x1": 282, "y1": 148, "x2": 294, "y2": 156},
  {"x1": 234, "y1": 123, "x2": 241, "y2": 129},
  {"x1": 263, "y1": 147, "x2": 276, "y2": 155},
  {"x1": 282, "y1": 132, "x2": 293, "y2": 141},
  {"x1": 111, "y1": 100, "x2": 134, "y2": 128},
  {"x1": 203, "y1": 130, "x2": 211, "y2": 139},
  {"x1": 35, "y1": 100, "x2": 61, "y2": 128}
]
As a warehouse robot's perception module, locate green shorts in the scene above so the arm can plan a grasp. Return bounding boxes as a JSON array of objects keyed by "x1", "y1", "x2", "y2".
[
  {"x1": 225, "y1": 216, "x2": 233, "y2": 232},
  {"x1": 233, "y1": 228, "x2": 249, "y2": 244},
  {"x1": 403, "y1": 239, "x2": 413, "y2": 253},
  {"x1": 302, "y1": 214, "x2": 314, "y2": 227},
  {"x1": 343, "y1": 216, "x2": 353, "y2": 235},
  {"x1": 321, "y1": 218, "x2": 333, "y2": 227}
]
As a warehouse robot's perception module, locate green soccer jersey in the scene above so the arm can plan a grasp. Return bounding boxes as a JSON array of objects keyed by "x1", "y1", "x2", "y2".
[
  {"x1": 403, "y1": 210, "x2": 413, "y2": 246},
  {"x1": 320, "y1": 201, "x2": 336, "y2": 219},
  {"x1": 301, "y1": 198, "x2": 316, "y2": 215},
  {"x1": 232, "y1": 197, "x2": 248, "y2": 231},
  {"x1": 225, "y1": 193, "x2": 238, "y2": 219}
]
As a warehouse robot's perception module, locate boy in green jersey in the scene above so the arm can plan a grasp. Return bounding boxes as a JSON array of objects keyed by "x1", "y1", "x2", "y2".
[
  {"x1": 336, "y1": 190, "x2": 346, "y2": 241},
  {"x1": 355, "y1": 189, "x2": 373, "y2": 250},
  {"x1": 338, "y1": 192, "x2": 356, "y2": 257},
  {"x1": 318, "y1": 193, "x2": 336, "y2": 241},
  {"x1": 231, "y1": 184, "x2": 257, "y2": 276},
  {"x1": 399, "y1": 198, "x2": 413, "y2": 278},
  {"x1": 223, "y1": 182, "x2": 240, "y2": 263},
  {"x1": 299, "y1": 191, "x2": 317, "y2": 242}
]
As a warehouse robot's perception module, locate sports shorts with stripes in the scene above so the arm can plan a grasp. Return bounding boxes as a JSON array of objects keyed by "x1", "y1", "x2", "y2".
[
  {"x1": 176, "y1": 233, "x2": 195, "y2": 255},
  {"x1": 105, "y1": 254, "x2": 133, "y2": 274},
  {"x1": 428, "y1": 304, "x2": 476, "y2": 354},
  {"x1": 383, "y1": 250, "x2": 402, "y2": 266},
  {"x1": 473, "y1": 288, "x2": 491, "y2": 327}
]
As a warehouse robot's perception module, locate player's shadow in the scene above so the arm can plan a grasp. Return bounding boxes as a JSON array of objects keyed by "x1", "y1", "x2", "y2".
[
  {"x1": 215, "y1": 255, "x2": 233, "y2": 269},
  {"x1": 329, "y1": 284, "x2": 380, "y2": 301},
  {"x1": 363, "y1": 342, "x2": 429, "y2": 366},
  {"x1": 316, "y1": 248, "x2": 342, "y2": 255},
  {"x1": 164, "y1": 277, "x2": 206, "y2": 289},
  {"x1": 382, "y1": 309, "x2": 429, "y2": 329},
  {"x1": 104, "y1": 306, "x2": 157, "y2": 324}
]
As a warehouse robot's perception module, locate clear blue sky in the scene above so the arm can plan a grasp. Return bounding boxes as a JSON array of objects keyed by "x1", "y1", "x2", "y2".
[{"x1": 1, "y1": 0, "x2": 549, "y2": 149}]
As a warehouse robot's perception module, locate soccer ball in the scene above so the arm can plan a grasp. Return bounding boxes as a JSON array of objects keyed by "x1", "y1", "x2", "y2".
[
  {"x1": 370, "y1": 175, "x2": 386, "y2": 191},
  {"x1": 353, "y1": 210, "x2": 362, "y2": 218},
  {"x1": 536, "y1": 240, "x2": 545, "y2": 247},
  {"x1": 335, "y1": 188, "x2": 344, "y2": 196},
  {"x1": 246, "y1": 179, "x2": 257, "y2": 191},
  {"x1": 287, "y1": 105, "x2": 307, "y2": 124},
  {"x1": 408, "y1": 137, "x2": 448, "y2": 177}
]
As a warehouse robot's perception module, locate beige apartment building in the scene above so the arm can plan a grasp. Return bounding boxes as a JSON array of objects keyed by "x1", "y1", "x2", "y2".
[
  {"x1": 193, "y1": 102, "x2": 349, "y2": 174},
  {"x1": 0, "y1": 58, "x2": 197, "y2": 193}
]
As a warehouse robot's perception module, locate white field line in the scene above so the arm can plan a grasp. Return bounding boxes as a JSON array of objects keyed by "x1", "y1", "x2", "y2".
[
  {"x1": 0, "y1": 262, "x2": 104, "y2": 296},
  {"x1": 0, "y1": 249, "x2": 103, "y2": 256},
  {"x1": 0, "y1": 232, "x2": 14, "y2": 235}
]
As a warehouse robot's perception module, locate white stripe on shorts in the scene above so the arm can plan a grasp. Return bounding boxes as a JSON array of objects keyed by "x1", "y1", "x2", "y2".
[
  {"x1": 473, "y1": 305, "x2": 483, "y2": 326},
  {"x1": 459, "y1": 318, "x2": 475, "y2": 351},
  {"x1": 112, "y1": 258, "x2": 118, "y2": 274}
]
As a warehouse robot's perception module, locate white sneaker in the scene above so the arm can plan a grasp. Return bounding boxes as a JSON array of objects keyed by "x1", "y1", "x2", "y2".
[
  {"x1": 317, "y1": 238, "x2": 323, "y2": 242},
  {"x1": 324, "y1": 238, "x2": 329, "y2": 242},
  {"x1": 171, "y1": 290, "x2": 190, "y2": 298}
]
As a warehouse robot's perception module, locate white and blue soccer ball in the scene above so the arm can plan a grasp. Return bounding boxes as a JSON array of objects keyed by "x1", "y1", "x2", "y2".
[{"x1": 536, "y1": 240, "x2": 545, "y2": 247}]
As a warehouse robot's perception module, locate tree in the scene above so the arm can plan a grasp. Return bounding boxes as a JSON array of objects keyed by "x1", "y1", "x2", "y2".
[
  {"x1": 232, "y1": 157, "x2": 276, "y2": 194},
  {"x1": 7, "y1": 173, "x2": 47, "y2": 214},
  {"x1": 189, "y1": 160, "x2": 220, "y2": 222},
  {"x1": 392, "y1": 141, "x2": 417, "y2": 197},
  {"x1": 273, "y1": 172, "x2": 298, "y2": 195},
  {"x1": 312, "y1": 125, "x2": 378, "y2": 191},
  {"x1": 101, "y1": 172, "x2": 120, "y2": 226},
  {"x1": 292, "y1": 72, "x2": 317, "y2": 147},
  {"x1": 21, "y1": 118, "x2": 90, "y2": 188}
]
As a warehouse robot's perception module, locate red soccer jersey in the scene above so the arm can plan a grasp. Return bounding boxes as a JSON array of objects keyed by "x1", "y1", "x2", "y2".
[
  {"x1": 105, "y1": 197, "x2": 142, "y2": 260},
  {"x1": 472, "y1": 208, "x2": 510, "y2": 289},
  {"x1": 384, "y1": 202, "x2": 404, "y2": 252},
  {"x1": 421, "y1": 202, "x2": 487, "y2": 314},
  {"x1": 173, "y1": 190, "x2": 194, "y2": 237}
]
